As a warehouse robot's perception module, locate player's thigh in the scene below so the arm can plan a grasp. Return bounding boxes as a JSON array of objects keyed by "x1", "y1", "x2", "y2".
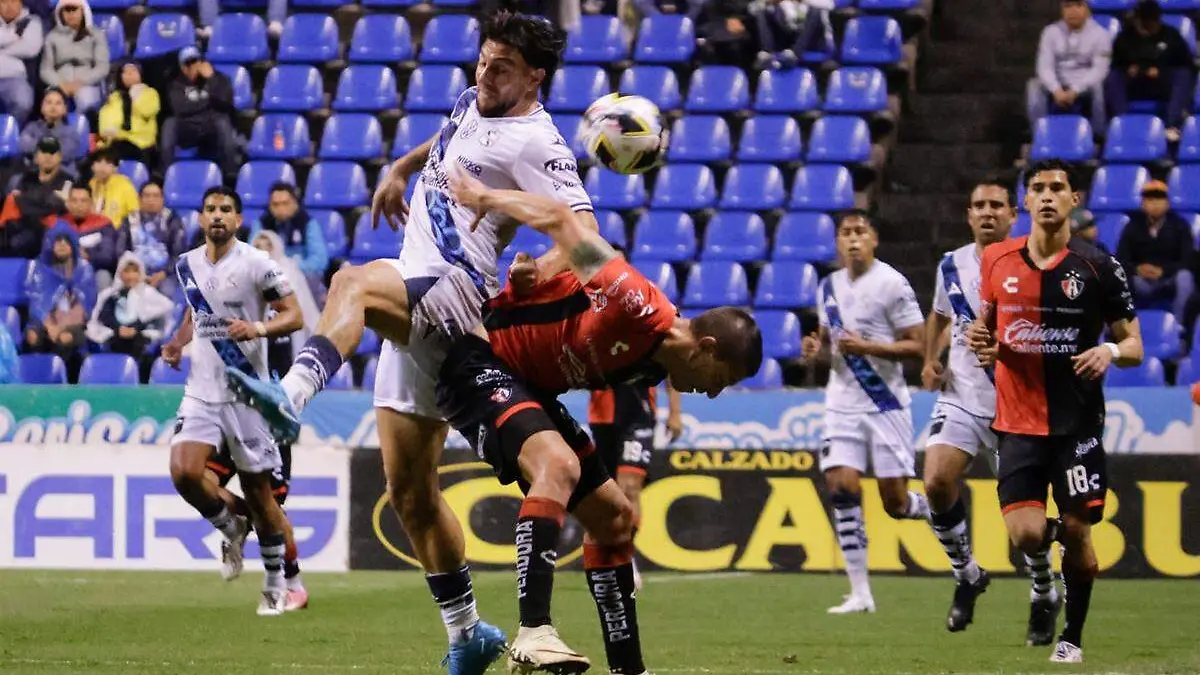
[
  {"x1": 865, "y1": 408, "x2": 916, "y2": 480},
  {"x1": 573, "y1": 477, "x2": 635, "y2": 546},
  {"x1": 376, "y1": 405, "x2": 450, "y2": 497},
  {"x1": 996, "y1": 432, "x2": 1055, "y2": 546},
  {"x1": 343, "y1": 259, "x2": 413, "y2": 346},
  {"x1": 222, "y1": 403, "x2": 284, "y2": 476},
  {"x1": 821, "y1": 410, "x2": 869, "y2": 483},
  {"x1": 1049, "y1": 428, "x2": 1107, "y2": 525},
  {"x1": 170, "y1": 400, "x2": 224, "y2": 481}
]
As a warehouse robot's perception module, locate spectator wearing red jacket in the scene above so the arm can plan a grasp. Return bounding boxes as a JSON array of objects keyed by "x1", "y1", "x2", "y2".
[{"x1": 43, "y1": 183, "x2": 123, "y2": 288}]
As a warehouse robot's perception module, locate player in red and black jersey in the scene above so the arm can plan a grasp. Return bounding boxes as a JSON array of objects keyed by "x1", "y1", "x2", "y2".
[{"x1": 968, "y1": 159, "x2": 1143, "y2": 664}]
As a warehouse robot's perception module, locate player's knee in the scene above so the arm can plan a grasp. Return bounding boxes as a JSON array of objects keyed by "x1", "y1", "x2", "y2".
[
  {"x1": 387, "y1": 478, "x2": 441, "y2": 533},
  {"x1": 168, "y1": 455, "x2": 205, "y2": 495},
  {"x1": 1009, "y1": 524, "x2": 1047, "y2": 556},
  {"x1": 922, "y1": 472, "x2": 956, "y2": 511},
  {"x1": 589, "y1": 500, "x2": 636, "y2": 547},
  {"x1": 542, "y1": 448, "x2": 582, "y2": 494},
  {"x1": 327, "y1": 265, "x2": 365, "y2": 301}
]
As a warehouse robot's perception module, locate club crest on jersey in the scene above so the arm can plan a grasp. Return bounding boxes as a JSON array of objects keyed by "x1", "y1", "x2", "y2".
[
  {"x1": 490, "y1": 387, "x2": 511, "y2": 404},
  {"x1": 1061, "y1": 271, "x2": 1085, "y2": 300},
  {"x1": 479, "y1": 129, "x2": 497, "y2": 147},
  {"x1": 588, "y1": 289, "x2": 608, "y2": 312},
  {"x1": 460, "y1": 119, "x2": 478, "y2": 139}
]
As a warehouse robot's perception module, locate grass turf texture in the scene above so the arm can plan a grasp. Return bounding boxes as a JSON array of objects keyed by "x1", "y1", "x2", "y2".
[{"x1": 0, "y1": 571, "x2": 1196, "y2": 674}]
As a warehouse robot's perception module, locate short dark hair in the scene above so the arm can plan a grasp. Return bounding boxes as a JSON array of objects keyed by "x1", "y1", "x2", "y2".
[
  {"x1": 835, "y1": 208, "x2": 875, "y2": 230},
  {"x1": 691, "y1": 307, "x2": 763, "y2": 382},
  {"x1": 269, "y1": 181, "x2": 298, "y2": 199},
  {"x1": 480, "y1": 11, "x2": 567, "y2": 86},
  {"x1": 140, "y1": 178, "x2": 163, "y2": 194},
  {"x1": 971, "y1": 176, "x2": 1014, "y2": 206},
  {"x1": 70, "y1": 184, "x2": 91, "y2": 197},
  {"x1": 91, "y1": 147, "x2": 119, "y2": 167},
  {"x1": 202, "y1": 185, "x2": 242, "y2": 214},
  {"x1": 1024, "y1": 159, "x2": 1076, "y2": 189}
]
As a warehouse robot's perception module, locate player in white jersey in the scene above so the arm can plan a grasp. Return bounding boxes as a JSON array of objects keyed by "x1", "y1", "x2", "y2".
[
  {"x1": 160, "y1": 187, "x2": 304, "y2": 616},
  {"x1": 226, "y1": 12, "x2": 597, "y2": 673},
  {"x1": 800, "y1": 210, "x2": 929, "y2": 614},
  {"x1": 920, "y1": 179, "x2": 1060, "y2": 644}
]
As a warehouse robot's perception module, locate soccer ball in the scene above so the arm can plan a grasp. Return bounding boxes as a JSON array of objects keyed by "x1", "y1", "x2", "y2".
[{"x1": 581, "y1": 93, "x2": 669, "y2": 175}]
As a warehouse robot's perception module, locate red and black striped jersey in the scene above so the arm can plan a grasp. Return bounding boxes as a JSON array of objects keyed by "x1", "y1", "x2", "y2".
[{"x1": 588, "y1": 384, "x2": 657, "y2": 425}]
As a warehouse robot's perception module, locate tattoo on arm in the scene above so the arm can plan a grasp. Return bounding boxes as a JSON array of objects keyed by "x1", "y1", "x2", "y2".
[{"x1": 569, "y1": 238, "x2": 618, "y2": 281}]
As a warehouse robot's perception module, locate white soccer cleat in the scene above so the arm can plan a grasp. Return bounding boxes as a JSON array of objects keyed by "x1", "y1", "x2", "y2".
[
  {"x1": 220, "y1": 515, "x2": 250, "y2": 581},
  {"x1": 632, "y1": 559, "x2": 643, "y2": 594},
  {"x1": 506, "y1": 624, "x2": 591, "y2": 674},
  {"x1": 257, "y1": 589, "x2": 286, "y2": 617},
  {"x1": 827, "y1": 594, "x2": 876, "y2": 615},
  {"x1": 1049, "y1": 640, "x2": 1083, "y2": 663}
]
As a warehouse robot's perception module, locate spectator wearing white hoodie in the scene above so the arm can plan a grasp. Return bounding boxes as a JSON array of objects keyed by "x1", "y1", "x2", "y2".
[
  {"x1": 0, "y1": 0, "x2": 44, "y2": 123},
  {"x1": 40, "y1": 0, "x2": 108, "y2": 114},
  {"x1": 1026, "y1": 0, "x2": 1112, "y2": 134},
  {"x1": 86, "y1": 251, "x2": 174, "y2": 361}
]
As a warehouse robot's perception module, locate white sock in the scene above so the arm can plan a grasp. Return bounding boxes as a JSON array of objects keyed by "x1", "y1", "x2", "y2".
[
  {"x1": 286, "y1": 572, "x2": 305, "y2": 592},
  {"x1": 205, "y1": 505, "x2": 241, "y2": 540},
  {"x1": 260, "y1": 534, "x2": 287, "y2": 593},
  {"x1": 834, "y1": 502, "x2": 871, "y2": 599},
  {"x1": 904, "y1": 491, "x2": 931, "y2": 520},
  {"x1": 1026, "y1": 550, "x2": 1056, "y2": 601},
  {"x1": 281, "y1": 368, "x2": 320, "y2": 413}
]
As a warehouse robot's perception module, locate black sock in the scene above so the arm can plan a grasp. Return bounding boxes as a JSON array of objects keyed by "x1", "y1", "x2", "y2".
[
  {"x1": 1060, "y1": 566, "x2": 1095, "y2": 647},
  {"x1": 284, "y1": 537, "x2": 301, "y2": 580},
  {"x1": 1042, "y1": 517, "x2": 1064, "y2": 548},
  {"x1": 516, "y1": 497, "x2": 564, "y2": 628},
  {"x1": 585, "y1": 542, "x2": 644, "y2": 675}
]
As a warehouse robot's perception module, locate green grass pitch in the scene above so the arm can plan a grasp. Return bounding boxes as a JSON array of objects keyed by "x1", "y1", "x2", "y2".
[{"x1": 1, "y1": 571, "x2": 1197, "y2": 674}]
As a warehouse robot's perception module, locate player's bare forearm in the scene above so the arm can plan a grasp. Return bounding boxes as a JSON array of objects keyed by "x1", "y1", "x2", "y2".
[
  {"x1": 478, "y1": 189, "x2": 616, "y2": 281},
  {"x1": 1108, "y1": 317, "x2": 1145, "y2": 367},
  {"x1": 923, "y1": 312, "x2": 952, "y2": 366},
  {"x1": 392, "y1": 135, "x2": 436, "y2": 177},
  {"x1": 264, "y1": 295, "x2": 304, "y2": 337},
  {"x1": 867, "y1": 324, "x2": 925, "y2": 361},
  {"x1": 534, "y1": 212, "x2": 600, "y2": 280},
  {"x1": 168, "y1": 309, "x2": 193, "y2": 348}
]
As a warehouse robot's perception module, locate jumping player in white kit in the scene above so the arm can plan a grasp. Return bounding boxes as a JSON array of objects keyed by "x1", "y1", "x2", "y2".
[
  {"x1": 160, "y1": 186, "x2": 304, "y2": 616},
  {"x1": 920, "y1": 179, "x2": 1059, "y2": 643},
  {"x1": 800, "y1": 209, "x2": 930, "y2": 614},
  {"x1": 226, "y1": 12, "x2": 598, "y2": 672}
]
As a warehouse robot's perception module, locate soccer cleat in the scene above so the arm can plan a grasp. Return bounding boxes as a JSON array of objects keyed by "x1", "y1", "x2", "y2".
[
  {"x1": 1049, "y1": 640, "x2": 1083, "y2": 663},
  {"x1": 827, "y1": 594, "x2": 876, "y2": 615},
  {"x1": 442, "y1": 621, "x2": 507, "y2": 675},
  {"x1": 1026, "y1": 594, "x2": 1062, "y2": 646},
  {"x1": 226, "y1": 368, "x2": 300, "y2": 444},
  {"x1": 506, "y1": 624, "x2": 591, "y2": 674},
  {"x1": 946, "y1": 568, "x2": 991, "y2": 632},
  {"x1": 284, "y1": 587, "x2": 309, "y2": 612},
  {"x1": 220, "y1": 515, "x2": 250, "y2": 581},
  {"x1": 1191, "y1": 382, "x2": 1200, "y2": 406},
  {"x1": 256, "y1": 589, "x2": 286, "y2": 617},
  {"x1": 632, "y1": 559, "x2": 643, "y2": 594}
]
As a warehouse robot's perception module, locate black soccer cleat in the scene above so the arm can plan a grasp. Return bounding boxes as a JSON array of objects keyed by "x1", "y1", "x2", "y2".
[
  {"x1": 1026, "y1": 594, "x2": 1063, "y2": 646},
  {"x1": 946, "y1": 568, "x2": 990, "y2": 632}
]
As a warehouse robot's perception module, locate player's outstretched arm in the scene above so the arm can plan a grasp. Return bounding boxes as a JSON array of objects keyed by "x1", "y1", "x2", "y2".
[
  {"x1": 372, "y1": 133, "x2": 437, "y2": 231},
  {"x1": 921, "y1": 311, "x2": 952, "y2": 391},
  {"x1": 1071, "y1": 317, "x2": 1144, "y2": 380},
  {"x1": 161, "y1": 308, "x2": 193, "y2": 369},
  {"x1": 839, "y1": 323, "x2": 925, "y2": 361}
]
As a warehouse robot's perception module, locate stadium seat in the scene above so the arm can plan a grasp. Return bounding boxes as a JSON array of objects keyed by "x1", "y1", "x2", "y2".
[
  {"x1": 1180, "y1": 116, "x2": 1200, "y2": 163},
  {"x1": 0, "y1": 259, "x2": 28, "y2": 306},
  {"x1": 701, "y1": 212, "x2": 768, "y2": 262},
  {"x1": 361, "y1": 355, "x2": 378, "y2": 391},
  {"x1": 737, "y1": 358, "x2": 783, "y2": 389},
  {"x1": 326, "y1": 362, "x2": 355, "y2": 390},
  {"x1": 146, "y1": 0, "x2": 195, "y2": 9},
  {"x1": 509, "y1": 227, "x2": 553, "y2": 258},
  {"x1": 790, "y1": 165, "x2": 854, "y2": 211},
  {"x1": 1168, "y1": 165, "x2": 1200, "y2": 212},
  {"x1": 79, "y1": 353, "x2": 139, "y2": 385},
  {"x1": 350, "y1": 15, "x2": 413, "y2": 63},
  {"x1": 319, "y1": 114, "x2": 385, "y2": 161},
  {"x1": 91, "y1": 0, "x2": 137, "y2": 10},
  {"x1": 421, "y1": 15, "x2": 480, "y2": 63},
  {"x1": 66, "y1": 114, "x2": 89, "y2": 160},
  {"x1": 405, "y1": 66, "x2": 468, "y2": 113},
  {"x1": 666, "y1": 116, "x2": 731, "y2": 163},
  {"x1": 1105, "y1": 357, "x2": 1165, "y2": 387},
  {"x1": 236, "y1": 161, "x2": 296, "y2": 208},
  {"x1": 149, "y1": 356, "x2": 191, "y2": 385},
  {"x1": 685, "y1": 66, "x2": 751, "y2": 113},
  {"x1": 1103, "y1": 114, "x2": 1168, "y2": 163},
  {"x1": 1095, "y1": 212, "x2": 1129, "y2": 252},
  {"x1": 260, "y1": 65, "x2": 324, "y2": 112},
  {"x1": 1177, "y1": 356, "x2": 1200, "y2": 385},
  {"x1": 1160, "y1": 0, "x2": 1200, "y2": 10},
  {"x1": 213, "y1": 64, "x2": 253, "y2": 111},
  {"x1": 755, "y1": 262, "x2": 819, "y2": 308},
  {"x1": 552, "y1": 114, "x2": 587, "y2": 159},
  {"x1": 393, "y1": 114, "x2": 449, "y2": 159},
  {"x1": 650, "y1": 164, "x2": 717, "y2": 210},
  {"x1": 566, "y1": 14, "x2": 628, "y2": 64},
  {"x1": 547, "y1": 66, "x2": 611, "y2": 113},
  {"x1": 247, "y1": 114, "x2": 311, "y2": 160},
  {"x1": 0, "y1": 305, "x2": 18, "y2": 342},
  {"x1": 755, "y1": 310, "x2": 802, "y2": 360},
  {"x1": 95, "y1": 14, "x2": 126, "y2": 60},
  {"x1": 736, "y1": 115, "x2": 802, "y2": 163},
  {"x1": 584, "y1": 168, "x2": 646, "y2": 210},
  {"x1": 135, "y1": 14, "x2": 195, "y2": 58},
  {"x1": 278, "y1": 14, "x2": 340, "y2": 63},
  {"x1": 618, "y1": 66, "x2": 682, "y2": 111},
  {"x1": 333, "y1": 65, "x2": 399, "y2": 112},
  {"x1": 596, "y1": 210, "x2": 627, "y2": 249},
  {"x1": 633, "y1": 211, "x2": 696, "y2": 262},
  {"x1": 181, "y1": 209, "x2": 200, "y2": 244},
  {"x1": 1088, "y1": 0, "x2": 1135, "y2": 10},
  {"x1": 349, "y1": 212, "x2": 404, "y2": 264},
  {"x1": 806, "y1": 115, "x2": 871, "y2": 164},
  {"x1": 291, "y1": 0, "x2": 346, "y2": 9},
  {"x1": 719, "y1": 164, "x2": 786, "y2": 211},
  {"x1": 19, "y1": 353, "x2": 67, "y2": 384},
  {"x1": 774, "y1": 212, "x2": 836, "y2": 262},
  {"x1": 840, "y1": 16, "x2": 904, "y2": 65},
  {"x1": 682, "y1": 262, "x2": 750, "y2": 308},
  {"x1": 311, "y1": 210, "x2": 347, "y2": 258},
  {"x1": 634, "y1": 15, "x2": 695, "y2": 63},
  {"x1": 362, "y1": 0, "x2": 421, "y2": 7},
  {"x1": 1088, "y1": 164, "x2": 1149, "y2": 212},
  {"x1": 824, "y1": 67, "x2": 888, "y2": 114},
  {"x1": 1011, "y1": 211, "x2": 1032, "y2": 238},
  {"x1": 0, "y1": 114, "x2": 16, "y2": 159},
  {"x1": 164, "y1": 161, "x2": 221, "y2": 209},
  {"x1": 356, "y1": 327, "x2": 381, "y2": 356},
  {"x1": 1163, "y1": 15, "x2": 1196, "y2": 55},
  {"x1": 1138, "y1": 310, "x2": 1183, "y2": 361},
  {"x1": 754, "y1": 68, "x2": 820, "y2": 114},
  {"x1": 306, "y1": 162, "x2": 369, "y2": 209},
  {"x1": 631, "y1": 260, "x2": 678, "y2": 303},
  {"x1": 207, "y1": 13, "x2": 268, "y2": 64},
  {"x1": 799, "y1": 16, "x2": 836, "y2": 63},
  {"x1": 858, "y1": 0, "x2": 922, "y2": 9},
  {"x1": 1093, "y1": 13, "x2": 1121, "y2": 39},
  {"x1": 1030, "y1": 115, "x2": 1095, "y2": 162}
]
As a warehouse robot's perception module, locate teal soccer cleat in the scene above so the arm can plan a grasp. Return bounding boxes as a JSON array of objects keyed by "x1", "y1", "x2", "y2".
[
  {"x1": 443, "y1": 621, "x2": 507, "y2": 675},
  {"x1": 226, "y1": 367, "x2": 301, "y2": 445}
]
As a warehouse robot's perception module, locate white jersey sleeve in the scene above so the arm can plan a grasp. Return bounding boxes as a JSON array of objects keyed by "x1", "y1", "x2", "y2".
[
  {"x1": 816, "y1": 278, "x2": 830, "y2": 328},
  {"x1": 932, "y1": 258, "x2": 952, "y2": 318},
  {"x1": 885, "y1": 273, "x2": 924, "y2": 331},
  {"x1": 511, "y1": 134, "x2": 593, "y2": 212}
]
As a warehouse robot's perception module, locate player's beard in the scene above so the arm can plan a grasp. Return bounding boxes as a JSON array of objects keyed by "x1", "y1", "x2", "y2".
[
  {"x1": 205, "y1": 223, "x2": 236, "y2": 245},
  {"x1": 477, "y1": 94, "x2": 520, "y2": 118}
]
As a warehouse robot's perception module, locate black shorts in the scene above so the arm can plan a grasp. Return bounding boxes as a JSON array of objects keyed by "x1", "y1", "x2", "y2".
[
  {"x1": 592, "y1": 386, "x2": 655, "y2": 479},
  {"x1": 437, "y1": 334, "x2": 610, "y2": 511},
  {"x1": 997, "y1": 428, "x2": 1107, "y2": 524},
  {"x1": 207, "y1": 441, "x2": 293, "y2": 505}
]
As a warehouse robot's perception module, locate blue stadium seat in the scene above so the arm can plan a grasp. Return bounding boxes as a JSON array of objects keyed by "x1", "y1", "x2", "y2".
[
  {"x1": 0, "y1": 115, "x2": 19, "y2": 158},
  {"x1": 115, "y1": 160, "x2": 148, "y2": 192},
  {"x1": 164, "y1": 161, "x2": 221, "y2": 209},
  {"x1": 632, "y1": 261, "x2": 678, "y2": 303},
  {"x1": 1088, "y1": 164, "x2": 1149, "y2": 211},
  {"x1": 755, "y1": 262, "x2": 819, "y2": 308},
  {"x1": 207, "y1": 13, "x2": 268, "y2": 64},
  {"x1": 325, "y1": 362, "x2": 354, "y2": 390},
  {"x1": 1105, "y1": 357, "x2": 1165, "y2": 387},
  {"x1": 307, "y1": 162, "x2": 369, "y2": 209},
  {"x1": 1180, "y1": 116, "x2": 1200, "y2": 163},
  {"x1": 350, "y1": 15, "x2": 413, "y2": 63},
  {"x1": 618, "y1": 66, "x2": 682, "y2": 110},
  {"x1": 584, "y1": 168, "x2": 646, "y2": 210},
  {"x1": 66, "y1": 114, "x2": 89, "y2": 160},
  {"x1": 719, "y1": 164, "x2": 786, "y2": 211},
  {"x1": 666, "y1": 116, "x2": 731, "y2": 163},
  {"x1": 212, "y1": 64, "x2": 253, "y2": 111},
  {"x1": 806, "y1": 115, "x2": 871, "y2": 164},
  {"x1": 149, "y1": 356, "x2": 191, "y2": 385},
  {"x1": 1030, "y1": 115, "x2": 1095, "y2": 162},
  {"x1": 1103, "y1": 114, "x2": 1167, "y2": 162},
  {"x1": 701, "y1": 212, "x2": 768, "y2": 262},
  {"x1": 278, "y1": 14, "x2": 340, "y2": 63},
  {"x1": 1177, "y1": 356, "x2": 1200, "y2": 385},
  {"x1": 261, "y1": 65, "x2": 324, "y2": 112},
  {"x1": 756, "y1": 69, "x2": 819, "y2": 115},
  {"x1": 1095, "y1": 213, "x2": 1129, "y2": 252},
  {"x1": 509, "y1": 227, "x2": 553, "y2": 258},
  {"x1": 685, "y1": 66, "x2": 751, "y2": 113},
  {"x1": 790, "y1": 165, "x2": 854, "y2": 211},
  {"x1": 1011, "y1": 212, "x2": 1032, "y2": 238},
  {"x1": 95, "y1": 14, "x2": 126, "y2": 60},
  {"x1": 552, "y1": 114, "x2": 587, "y2": 159},
  {"x1": 736, "y1": 115, "x2": 802, "y2": 163},
  {"x1": 311, "y1": 210, "x2": 348, "y2": 258},
  {"x1": 1163, "y1": 15, "x2": 1196, "y2": 55},
  {"x1": 361, "y1": 356, "x2": 378, "y2": 391},
  {"x1": 236, "y1": 161, "x2": 296, "y2": 208},
  {"x1": 146, "y1": 0, "x2": 195, "y2": 9},
  {"x1": 634, "y1": 15, "x2": 695, "y2": 63},
  {"x1": 632, "y1": 211, "x2": 696, "y2": 262},
  {"x1": 755, "y1": 310, "x2": 802, "y2": 360},
  {"x1": 774, "y1": 212, "x2": 836, "y2": 262},
  {"x1": 596, "y1": 210, "x2": 627, "y2": 249},
  {"x1": 393, "y1": 114, "x2": 449, "y2": 160},
  {"x1": 650, "y1": 164, "x2": 717, "y2": 210},
  {"x1": 841, "y1": 16, "x2": 904, "y2": 65},
  {"x1": 247, "y1": 113, "x2": 311, "y2": 160},
  {"x1": 350, "y1": 213, "x2": 404, "y2": 264},
  {"x1": 824, "y1": 67, "x2": 888, "y2": 114},
  {"x1": 135, "y1": 14, "x2": 196, "y2": 58},
  {"x1": 682, "y1": 262, "x2": 750, "y2": 308},
  {"x1": 1137, "y1": 309, "x2": 1182, "y2": 361},
  {"x1": 363, "y1": 0, "x2": 421, "y2": 7},
  {"x1": 319, "y1": 114, "x2": 385, "y2": 160},
  {"x1": 91, "y1": 0, "x2": 137, "y2": 10},
  {"x1": 0, "y1": 305, "x2": 18, "y2": 342},
  {"x1": 1094, "y1": 13, "x2": 1121, "y2": 39},
  {"x1": 737, "y1": 358, "x2": 783, "y2": 389},
  {"x1": 405, "y1": 66, "x2": 468, "y2": 113},
  {"x1": 547, "y1": 65, "x2": 611, "y2": 113},
  {"x1": 19, "y1": 353, "x2": 67, "y2": 384},
  {"x1": 180, "y1": 209, "x2": 200, "y2": 245},
  {"x1": 858, "y1": 0, "x2": 922, "y2": 9},
  {"x1": 1169, "y1": 165, "x2": 1200, "y2": 211},
  {"x1": 334, "y1": 65, "x2": 399, "y2": 112},
  {"x1": 566, "y1": 14, "x2": 628, "y2": 63},
  {"x1": 1088, "y1": 0, "x2": 1135, "y2": 10},
  {"x1": 799, "y1": 15, "x2": 836, "y2": 63},
  {"x1": 421, "y1": 15, "x2": 480, "y2": 63},
  {"x1": 1160, "y1": 0, "x2": 1200, "y2": 10},
  {"x1": 291, "y1": 0, "x2": 346, "y2": 8},
  {"x1": 356, "y1": 327, "x2": 381, "y2": 356},
  {"x1": 79, "y1": 353, "x2": 139, "y2": 385}
]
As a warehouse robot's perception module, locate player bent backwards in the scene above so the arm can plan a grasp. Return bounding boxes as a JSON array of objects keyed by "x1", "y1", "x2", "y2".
[
  {"x1": 444, "y1": 166, "x2": 762, "y2": 673},
  {"x1": 968, "y1": 159, "x2": 1143, "y2": 664},
  {"x1": 161, "y1": 187, "x2": 304, "y2": 615}
]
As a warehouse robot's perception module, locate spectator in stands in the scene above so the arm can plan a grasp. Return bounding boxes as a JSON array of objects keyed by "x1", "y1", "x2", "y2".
[
  {"x1": 18, "y1": 87, "x2": 81, "y2": 167},
  {"x1": 1069, "y1": 206, "x2": 1109, "y2": 254},
  {"x1": 248, "y1": 182, "x2": 329, "y2": 296},
  {"x1": 23, "y1": 221, "x2": 95, "y2": 369},
  {"x1": 47, "y1": 183, "x2": 122, "y2": 288},
  {"x1": 751, "y1": 0, "x2": 833, "y2": 70},
  {"x1": 0, "y1": 315, "x2": 16, "y2": 382},
  {"x1": 97, "y1": 62, "x2": 160, "y2": 167},
  {"x1": 631, "y1": 0, "x2": 702, "y2": 19},
  {"x1": 196, "y1": 0, "x2": 285, "y2": 41},
  {"x1": 1026, "y1": 0, "x2": 1111, "y2": 134},
  {"x1": 694, "y1": 0, "x2": 758, "y2": 68},
  {"x1": 0, "y1": 135, "x2": 70, "y2": 257},
  {"x1": 89, "y1": 148, "x2": 136, "y2": 226},
  {"x1": 0, "y1": 0, "x2": 44, "y2": 124},
  {"x1": 1117, "y1": 179, "x2": 1195, "y2": 320},
  {"x1": 39, "y1": 0, "x2": 108, "y2": 114},
  {"x1": 161, "y1": 46, "x2": 237, "y2": 178},
  {"x1": 121, "y1": 178, "x2": 185, "y2": 299},
  {"x1": 252, "y1": 230, "x2": 319, "y2": 363},
  {"x1": 1107, "y1": 0, "x2": 1193, "y2": 141},
  {"x1": 582, "y1": 0, "x2": 619, "y2": 13},
  {"x1": 86, "y1": 250, "x2": 173, "y2": 360}
]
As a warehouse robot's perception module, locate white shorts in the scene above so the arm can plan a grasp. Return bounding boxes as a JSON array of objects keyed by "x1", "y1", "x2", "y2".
[
  {"x1": 821, "y1": 408, "x2": 916, "y2": 478},
  {"x1": 171, "y1": 396, "x2": 282, "y2": 474},
  {"x1": 925, "y1": 400, "x2": 999, "y2": 475}
]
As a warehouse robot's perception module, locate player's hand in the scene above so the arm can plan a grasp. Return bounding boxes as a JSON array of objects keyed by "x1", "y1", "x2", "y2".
[
  {"x1": 801, "y1": 332, "x2": 822, "y2": 361},
  {"x1": 448, "y1": 164, "x2": 490, "y2": 231},
  {"x1": 161, "y1": 341, "x2": 183, "y2": 368},
  {"x1": 225, "y1": 318, "x2": 258, "y2": 341},
  {"x1": 118, "y1": 325, "x2": 137, "y2": 339},
  {"x1": 974, "y1": 342, "x2": 998, "y2": 368},
  {"x1": 1072, "y1": 345, "x2": 1114, "y2": 380},
  {"x1": 836, "y1": 330, "x2": 873, "y2": 356},
  {"x1": 966, "y1": 319, "x2": 994, "y2": 353},
  {"x1": 1147, "y1": 66, "x2": 1160, "y2": 79},
  {"x1": 666, "y1": 410, "x2": 684, "y2": 442},
  {"x1": 921, "y1": 360, "x2": 945, "y2": 391},
  {"x1": 371, "y1": 165, "x2": 411, "y2": 231},
  {"x1": 508, "y1": 252, "x2": 538, "y2": 297}
]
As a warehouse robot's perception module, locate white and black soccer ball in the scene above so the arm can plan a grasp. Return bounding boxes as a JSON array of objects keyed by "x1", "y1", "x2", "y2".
[{"x1": 581, "y1": 93, "x2": 669, "y2": 175}]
